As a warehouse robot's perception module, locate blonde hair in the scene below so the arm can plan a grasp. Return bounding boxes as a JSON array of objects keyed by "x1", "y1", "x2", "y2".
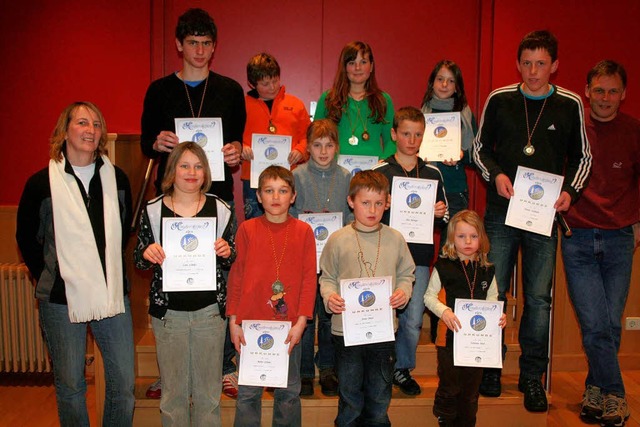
[
  {"x1": 441, "y1": 210, "x2": 491, "y2": 267},
  {"x1": 50, "y1": 102, "x2": 108, "y2": 162},
  {"x1": 161, "y1": 142, "x2": 212, "y2": 195}
]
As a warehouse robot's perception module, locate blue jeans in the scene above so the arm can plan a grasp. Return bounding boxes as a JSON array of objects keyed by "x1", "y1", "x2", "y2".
[
  {"x1": 561, "y1": 227, "x2": 634, "y2": 396},
  {"x1": 484, "y1": 209, "x2": 556, "y2": 379},
  {"x1": 39, "y1": 297, "x2": 135, "y2": 427},
  {"x1": 301, "y1": 281, "x2": 335, "y2": 378},
  {"x1": 395, "y1": 265, "x2": 429, "y2": 370},
  {"x1": 333, "y1": 336, "x2": 395, "y2": 426},
  {"x1": 152, "y1": 304, "x2": 226, "y2": 426},
  {"x1": 243, "y1": 179, "x2": 263, "y2": 220},
  {"x1": 234, "y1": 342, "x2": 302, "y2": 426}
]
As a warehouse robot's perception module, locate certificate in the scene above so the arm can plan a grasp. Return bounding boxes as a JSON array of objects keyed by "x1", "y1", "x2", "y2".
[
  {"x1": 161, "y1": 217, "x2": 217, "y2": 292},
  {"x1": 298, "y1": 212, "x2": 343, "y2": 273},
  {"x1": 389, "y1": 177, "x2": 438, "y2": 244},
  {"x1": 340, "y1": 276, "x2": 394, "y2": 346},
  {"x1": 419, "y1": 112, "x2": 461, "y2": 162},
  {"x1": 250, "y1": 134, "x2": 292, "y2": 188},
  {"x1": 174, "y1": 118, "x2": 225, "y2": 182},
  {"x1": 505, "y1": 166, "x2": 564, "y2": 236},
  {"x1": 337, "y1": 154, "x2": 379, "y2": 176},
  {"x1": 453, "y1": 299, "x2": 504, "y2": 368},
  {"x1": 238, "y1": 320, "x2": 291, "y2": 388}
]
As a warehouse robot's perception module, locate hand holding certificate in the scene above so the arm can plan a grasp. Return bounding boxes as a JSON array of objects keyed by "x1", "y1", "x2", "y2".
[
  {"x1": 250, "y1": 134, "x2": 292, "y2": 188},
  {"x1": 340, "y1": 276, "x2": 394, "y2": 346},
  {"x1": 453, "y1": 299, "x2": 504, "y2": 368},
  {"x1": 389, "y1": 177, "x2": 438, "y2": 244},
  {"x1": 175, "y1": 118, "x2": 225, "y2": 181},
  {"x1": 162, "y1": 217, "x2": 217, "y2": 292},
  {"x1": 505, "y1": 166, "x2": 564, "y2": 236},
  {"x1": 238, "y1": 320, "x2": 291, "y2": 388}
]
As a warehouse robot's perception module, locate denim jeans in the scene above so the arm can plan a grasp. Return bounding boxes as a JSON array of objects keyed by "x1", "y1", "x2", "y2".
[
  {"x1": 234, "y1": 342, "x2": 302, "y2": 426},
  {"x1": 39, "y1": 297, "x2": 135, "y2": 427},
  {"x1": 301, "y1": 281, "x2": 335, "y2": 378},
  {"x1": 333, "y1": 336, "x2": 395, "y2": 426},
  {"x1": 243, "y1": 179, "x2": 264, "y2": 220},
  {"x1": 484, "y1": 209, "x2": 556, "y2": 379},
  {"x1": 152, "y1": 304, "x2": 226, "y2": 426},
  {"x1": 395, "y1": 265, "x2": 429, "y2": 370},
  {"x1": 561, "y1": 227, "x2": 634, "y2": 396},
  {"x1": 221, "y1": 264, "x2": 237, "y2": 376}
]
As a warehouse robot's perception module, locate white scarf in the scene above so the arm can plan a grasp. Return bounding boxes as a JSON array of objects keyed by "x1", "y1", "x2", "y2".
[{"x1": 49, "y1": 154, "x2": 124, "y2": 322}]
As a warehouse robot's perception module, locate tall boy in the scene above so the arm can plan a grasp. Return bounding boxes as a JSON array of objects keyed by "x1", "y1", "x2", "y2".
[
  {"x1": 241, "y1": 53, "x2": 311, "y2": 219},
  {"x1": 562, "y1": 60, "x2": 639, "y2": 427},
  {"x1": 320, "y1": 170, "x2": 415, "y2": 426},
  {"x1": 291, "y1": 119, "x2": 352, "y2": 396},
  {"x1": 373, "y1": 106, "x2": 449, "y2": 395},
  {"x1": 472, "y1": 30, "x2": 591, "y2": 411},
  {"x1": 140, "y1": 7, "x2": 246, "y2": 398},
  {"x1": 227, "y1": 165, "x2": 317, "y2": 426}
]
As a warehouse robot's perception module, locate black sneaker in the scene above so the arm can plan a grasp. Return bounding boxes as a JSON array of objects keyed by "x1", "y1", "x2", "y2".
[
  {"x1": 319, "y1": 368, "x2": 338, "y2": 396},
  {"x1": 392, "y1": 369, "x2": 421, "y2": 395},
  {"x1": 479, "y1": 369, "x2": 501, "y2": 397},
  {"x1": 300, "y1": 378, "x2": 314, "y2": 397},
  {"x1": 518, "y1": 378, "x2": 548, "y2": 412}
]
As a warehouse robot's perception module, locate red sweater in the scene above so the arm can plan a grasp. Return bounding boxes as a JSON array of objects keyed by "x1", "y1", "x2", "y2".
[
  {"x1": 565, "y1": 111, "x2": 640, "y2": 229},
  {"x1": 241, "y1": 86, "x2": 311, "y2": 181},
  {"x1": 226, "y1": 216, "x2": 317, "y2": 324}
]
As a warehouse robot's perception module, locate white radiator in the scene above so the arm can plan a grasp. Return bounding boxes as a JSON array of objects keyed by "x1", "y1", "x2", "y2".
[{"x1": 0, "y1": 263, "x2": 50, "y2": 372}]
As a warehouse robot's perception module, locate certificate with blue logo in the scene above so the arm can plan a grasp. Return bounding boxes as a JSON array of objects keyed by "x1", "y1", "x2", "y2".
[
  {"x1": 337, "y1": 154, "x2": 379, "y2": 176},
  {"x1": 238, "y1": 320, "x2": 291, "y2": 388},
  {"x1": 340, "y1": 276, "x2": 394, "y2": 347},
  {"x1": 174, "y1": 118, "x2": 225, "y2": 182},
  {"x1": 250, "y1": 134, "x2": 292, "y2": 188},
  {"x1": 420, "y1": 112, "x2": 461, "y2": 162},
  {"x1": 389, "y1": 177, "x2": 438, "y2": 244},
  {"x1": 161, "y1": 217, "x2": 216, "y2": 292},
  {"x1": 298, "y1": 212, "x2": 343, "y2": 274},
  {"x1": 505, "y1": 166, "x2": 564, "y2": 236},
  {"x1": 453, "y1": 299, "x2": 504, "y2": 368}
]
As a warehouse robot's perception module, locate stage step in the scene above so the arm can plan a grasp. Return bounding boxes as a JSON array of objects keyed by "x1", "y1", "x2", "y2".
[{"x1": 133, "y1": 374, "x2": 547, "y2": 427}]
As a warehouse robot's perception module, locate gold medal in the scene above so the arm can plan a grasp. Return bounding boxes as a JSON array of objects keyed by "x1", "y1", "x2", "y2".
[
  {"x1": 348, "y1": 135, "x2": 359, "y2": 146},
  {"x1": 361, "y1": 130, "x2": 370, "y2": 141},
  {"x1": 268, "y1": 121, "x2": 277, "y2": 134},
  {"x1": 523, "y1": 145, "x2": 535, "y2": 156}
]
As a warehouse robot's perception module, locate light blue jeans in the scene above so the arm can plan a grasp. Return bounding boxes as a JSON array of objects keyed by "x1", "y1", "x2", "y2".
[
  {"x1": 484, "y1": 209, "x2": 556, "y2": 379},
  {"x1": 234, "y1": 342, "x2": 302, "y2": 426},
  {"x1": 152, "y1": 304, "x2": 226, "y2": 426},
  {"x1": 561, "y1": 227, "x2": 634, "y2": 396},
  {"x1": 395, "y1": 265, "x2": 429, "y2": 370},
  {"x1": 39, "y1": 297, "x2": 135, "y2": 427}
]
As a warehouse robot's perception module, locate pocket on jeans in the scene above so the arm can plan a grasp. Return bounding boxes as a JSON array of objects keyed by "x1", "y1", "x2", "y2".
[{"x1": 376, "y1": 345, "x2": 396, "y2": 384}]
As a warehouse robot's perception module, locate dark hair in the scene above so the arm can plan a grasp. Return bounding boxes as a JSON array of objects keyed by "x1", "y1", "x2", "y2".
[
  {"x1": 50, "y1": 101, "x2": 108, "y2": 162},
  {"x1": 258, "y1": 165, "x2": 296, "y2": 194},
  {"x1": 587, "y1": 60, "x2": 627, "y2": 88},
  {"x1": 324, "y1": 41, "x2": 387, "y2": 124},
  {"x1": 161, "y1": 142, "x2": 212, "y2": 195},
  {"x1": 518, "y1": 30, "x2": 558, "y2": 62},
  {"x1": 306, "y1": 119, "x2": 339, "y2": 147},
  {"x1": 421, "y1": 60, "x2": 469, "y2": 112},
  {"x1": 393, "y1": 106, "x2": 426, "y2": 130},
  {"x1": 348, "y1": 170, "x2": 389, "y2": 199},
  {"x1": 247, "y1": 53, "x2": 281, "y2": 87},
  {"x1": 175, "y1": 8, "x2": 217, "y2": 43}
]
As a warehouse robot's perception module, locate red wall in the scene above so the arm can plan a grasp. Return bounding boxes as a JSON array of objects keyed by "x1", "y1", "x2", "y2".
[
  {"x1": 0, "y1": 1, "x2": 151, "y2": 204},
  {"x1": 1, "y1": 0, "x2": 638, "y2": 206}
]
